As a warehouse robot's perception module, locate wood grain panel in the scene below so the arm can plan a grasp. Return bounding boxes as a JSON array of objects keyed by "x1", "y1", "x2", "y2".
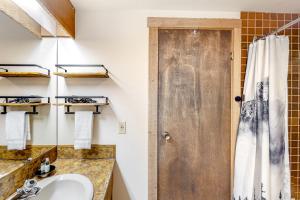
[
  {"x1": 53, "y1": 72, "x2": 108, "y2": 78},
  {"x1": 148, "y1": 27, "x2": 159, "y2": 200},
  {"x1": 158, "y1": 29, "x2": 232, "y2": 199},
  {"x1": 0, "y1": 72, "x2": 49, "y2": 77},
  {"x1": 39, "y1": 0, "x2": 75, "y2": 38},
  {"x1": 41, "y1": 24, "x2": 70, "y2": 37},
  {"x1": 231, "y1": 28, "x2": 241, "y2": 193},
  {"x1": 0, "y1": 103, "x2": 49, "y2": 107},
  {"x1": 54, "y1": 103, "x2": 106, "y2": 106},
  {"x1": 148, "y1": 17, "x2": 241, "y2": 29}
]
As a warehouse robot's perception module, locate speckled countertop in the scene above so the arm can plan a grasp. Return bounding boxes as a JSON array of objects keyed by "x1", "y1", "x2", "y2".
[
  {"x1": 0, "y1": 145, "x2": 56, "y2": 160},
  {"x1": 0, "y1": 160, "x2": 24, "y2": 178},
  {"x1": 48, "y1": 159, "x2": 115, "y2": 200},
  {"x1": 0, "y1": 146, "x2": 55, "y2": 179}
]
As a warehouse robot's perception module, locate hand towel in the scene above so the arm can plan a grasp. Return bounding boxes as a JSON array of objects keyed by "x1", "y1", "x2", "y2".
[
  {"x1": 5, "y1": 111, "x2": 29, "y2": 150},
  {"x1": 74, "y1": 111, "x2": 94, "y2": 149},
  {"x1": 25, "y1": 114, "x2": 31, "y2": 143}
]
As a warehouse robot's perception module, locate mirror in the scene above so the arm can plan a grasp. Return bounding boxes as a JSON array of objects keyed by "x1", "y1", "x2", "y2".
[{"x1": 0, "y1": 12, "x2": 57, "y2": 178}]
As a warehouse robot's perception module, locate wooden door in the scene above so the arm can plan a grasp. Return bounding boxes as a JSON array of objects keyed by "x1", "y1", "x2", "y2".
[{"x1": 158, "y1": 29, "x2": 232, "y2": 199}]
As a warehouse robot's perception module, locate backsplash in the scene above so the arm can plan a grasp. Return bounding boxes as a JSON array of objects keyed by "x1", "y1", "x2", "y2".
[
  {"x1": 57, "y1": 145, "x2": 116, "y2": 159},
  {"x1": 0, "y1": 146, "x2": 57, "y2": 200},
  {"x1": 241, "y1": 11, "x2": 300, "y2": 199},
  {"x1": 0, "y1": 145, "x2": 55, "y2": 160}
]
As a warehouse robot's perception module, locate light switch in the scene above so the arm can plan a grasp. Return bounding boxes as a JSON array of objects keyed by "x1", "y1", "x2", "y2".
[{"x1": 118, "y1": 122, "x2": 126, "y2": 134}]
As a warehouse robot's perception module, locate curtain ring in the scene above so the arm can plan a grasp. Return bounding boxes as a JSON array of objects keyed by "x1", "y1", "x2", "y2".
[{"x1": 253, "y1": 36, "x2": 257, "y2": 42}]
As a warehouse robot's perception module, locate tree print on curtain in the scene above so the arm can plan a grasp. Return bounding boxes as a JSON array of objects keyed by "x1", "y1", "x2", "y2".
[
  {"x1": 233, "y1": 80, "x2": 288, "y2": 200},
  {"x1": 233, "y1": 35, "x2": 290, "y2": 200}
]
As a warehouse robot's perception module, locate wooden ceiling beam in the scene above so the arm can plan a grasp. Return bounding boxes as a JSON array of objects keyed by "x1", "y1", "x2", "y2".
[
  {"x1": 39, "y1": 0, "x2": 75, "y2": 38},
  {"x1": 0, "y1": 0, "x2": 75, "y2": 38},
  {"x1": 0, "y1": 0, "x2": 41, "y2": 38}
]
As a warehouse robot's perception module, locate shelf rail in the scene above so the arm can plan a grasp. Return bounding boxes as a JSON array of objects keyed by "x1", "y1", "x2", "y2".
[{"x1": 0, "y1": 68, "x2": 8, "y2": 72}]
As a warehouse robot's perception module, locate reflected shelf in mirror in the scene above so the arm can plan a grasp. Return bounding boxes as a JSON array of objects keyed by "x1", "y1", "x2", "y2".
[
  {"x1": 0, "y1": 64, "x2": 50, "y2": 78},
  {"x1": 0, "y1": 96, "x2": 50, "y2": 114}
]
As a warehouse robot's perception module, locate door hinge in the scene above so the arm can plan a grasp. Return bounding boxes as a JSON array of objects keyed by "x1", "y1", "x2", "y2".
[{"x1": 230, "y1": 52, "x2": 234, "y2": 60}]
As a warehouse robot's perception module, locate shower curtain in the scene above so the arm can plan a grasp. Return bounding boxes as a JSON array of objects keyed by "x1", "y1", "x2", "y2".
[{"x1": 233, "y1": 35, "x2": 291, "y2": 200}]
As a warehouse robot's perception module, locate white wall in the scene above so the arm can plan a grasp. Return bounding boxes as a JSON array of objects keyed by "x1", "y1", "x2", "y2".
[
  {"x1": 58, "y1": 10, "x2": 240, "y2": 200},
  {"x1": 0, "y1": 10, "x2": 239, "y2": 200},
  {"x1": 0, "y1": 13, "x2": 57, "y2": 145}
]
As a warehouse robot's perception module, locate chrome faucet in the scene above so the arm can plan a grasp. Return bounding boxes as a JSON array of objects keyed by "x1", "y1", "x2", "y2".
[{"x1": 10, "y1": 179, "x2": 41, "y2": 200}]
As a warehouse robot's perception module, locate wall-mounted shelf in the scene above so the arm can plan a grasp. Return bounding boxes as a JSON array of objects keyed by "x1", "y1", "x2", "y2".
[
  {"x1": 54, "y1": 64, "x2": 109, "y2": 78},
  {"x1": 55, "y1": 103, "x2": 107, "y2": 106},
  {"x1": 55, "y1": 96, "x2": 109, "y2": 114},
  {"x1": 0, "y1": 64, "x2": 50, "y2": 78},
  {"x1": 0, "y1": 96, "x2": 50, "y2": 114},
  {"x1": 0, "y1": 103, "x2": 49, "y2": 106}
]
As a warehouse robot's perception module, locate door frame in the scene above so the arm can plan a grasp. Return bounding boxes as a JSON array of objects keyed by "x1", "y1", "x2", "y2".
[{"x1": 148, "y1": 17, "x2": 242, "y2": 200}]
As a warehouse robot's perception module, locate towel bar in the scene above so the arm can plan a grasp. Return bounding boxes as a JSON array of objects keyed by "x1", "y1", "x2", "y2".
[{"x1": 64, "y1": 105, "x2": 101, "y2": 115}]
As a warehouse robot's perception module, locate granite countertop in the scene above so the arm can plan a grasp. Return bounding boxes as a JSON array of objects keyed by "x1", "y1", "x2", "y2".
[
  {"x1": 0, "y1": 145, "x2": 56, "y2": 160},
  {"x1": 0, "y1": 146, "x2": 56, "y2": 179},
  {"x1": 48, "y1": 158, "x2": 115, "y2": 200},
  {"x1": 0, "y1": 160, "x2": 24, "y2": 178}
]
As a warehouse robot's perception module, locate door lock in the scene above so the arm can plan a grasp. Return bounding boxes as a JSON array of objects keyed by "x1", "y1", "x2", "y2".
[{"x1": 162, "y1": 131, "x2": 171, "y2": 142}]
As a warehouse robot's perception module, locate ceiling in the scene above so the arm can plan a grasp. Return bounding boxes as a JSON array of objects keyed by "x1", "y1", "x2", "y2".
[{"x1": 70, "y1": 0, "x2": 300, "y2": 13}]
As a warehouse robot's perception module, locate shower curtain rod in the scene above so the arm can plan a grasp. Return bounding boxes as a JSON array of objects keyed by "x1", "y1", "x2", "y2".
[
  {"x1": 255, "y1": 17, "x2": 300, "y2": 41},
  {"x1": 271, "y1": 17, "x2": 300, "y2": 35}
]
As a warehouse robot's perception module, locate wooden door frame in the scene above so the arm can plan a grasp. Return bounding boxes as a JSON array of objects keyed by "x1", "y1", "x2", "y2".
[{"x1": 148, "y1": 17, "x2": 241, "y2": 200}]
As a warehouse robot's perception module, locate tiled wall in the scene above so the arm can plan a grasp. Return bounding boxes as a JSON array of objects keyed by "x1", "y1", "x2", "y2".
[{"x1": 241, "y1": 11, "x2": 300, "y2": 199}]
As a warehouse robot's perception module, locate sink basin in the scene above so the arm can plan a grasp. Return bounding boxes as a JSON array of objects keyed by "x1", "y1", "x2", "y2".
[{"x1": 30, "y1": 174, "x2": 93, "y2": 200}]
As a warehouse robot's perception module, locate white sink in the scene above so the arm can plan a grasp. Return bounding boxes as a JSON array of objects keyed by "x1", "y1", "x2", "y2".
[{"x1": 30, "y1": 174, "x2": 93, "y2": 200}]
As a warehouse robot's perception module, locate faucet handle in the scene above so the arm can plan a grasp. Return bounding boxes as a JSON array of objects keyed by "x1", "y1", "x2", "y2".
[
  {"x1": 16, "y1": 188, "x2": 24, "y2": 194},
  {"x1": 13, "y1": 179, "x2": 40, "y2": 199},
  {"x1": 24, "y1": 179, "x2": 37, "y2": 191}
]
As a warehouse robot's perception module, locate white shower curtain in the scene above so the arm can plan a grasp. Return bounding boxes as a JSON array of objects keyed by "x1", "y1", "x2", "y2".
[{"x1": 233, "y1": 35, "x2": 291, "y2": 200}]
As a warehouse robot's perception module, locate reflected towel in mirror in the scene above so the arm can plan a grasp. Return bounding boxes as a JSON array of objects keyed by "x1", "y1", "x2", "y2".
[{"x1": 5, "y1": 111, "x2": 31, "y2": 150}]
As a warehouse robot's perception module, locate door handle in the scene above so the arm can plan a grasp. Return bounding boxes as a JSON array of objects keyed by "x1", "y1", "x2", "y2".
[{"x1": 162, "y1": 131, "x2": 171, "y2": 142}]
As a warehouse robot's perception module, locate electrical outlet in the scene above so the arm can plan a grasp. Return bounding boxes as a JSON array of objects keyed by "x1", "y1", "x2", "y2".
[{"x1": 118, "y1": 122, "x2": 126, "y2": 134}]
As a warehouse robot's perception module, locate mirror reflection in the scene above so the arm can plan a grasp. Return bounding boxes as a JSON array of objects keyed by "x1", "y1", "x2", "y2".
[{"x1": 0, "y1": 12, "x2": 57, "y2": 178}]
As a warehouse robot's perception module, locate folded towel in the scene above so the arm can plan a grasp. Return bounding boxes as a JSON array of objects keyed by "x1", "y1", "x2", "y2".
[
  {"x1": 28, "y1": 98, "x2": 41, "y2": 103},
  {"x1": 5, "y1": 111, "x2": 30, "y2": 150},
  {"x1": 74, "y1": 111, "x2": 94, "y2": 149}
]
